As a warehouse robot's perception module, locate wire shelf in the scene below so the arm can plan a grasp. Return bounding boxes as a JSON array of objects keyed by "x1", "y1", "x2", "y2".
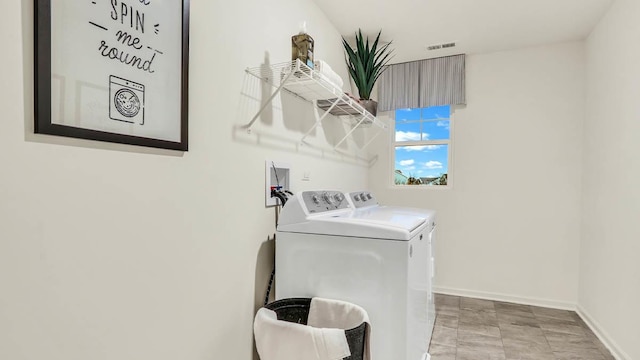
[
  {"x1": 243, "y1": 59, "x2": 387, "y2": 157},
  {"x1": 244, "y1": 60, "x2": 385, "y2": 130}
]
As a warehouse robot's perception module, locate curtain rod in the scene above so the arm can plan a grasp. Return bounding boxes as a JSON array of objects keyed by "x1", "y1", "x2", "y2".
[{"x1": 387, "y1": 53, "x2": 465, "y2": 67}]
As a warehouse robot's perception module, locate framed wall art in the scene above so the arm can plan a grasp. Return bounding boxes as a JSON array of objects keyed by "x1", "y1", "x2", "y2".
[{"x1": 35, "y1": 0, "x2": 190, "y2": 151}]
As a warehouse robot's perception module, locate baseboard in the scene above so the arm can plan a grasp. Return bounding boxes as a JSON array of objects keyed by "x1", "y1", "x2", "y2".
[
  {"x1": 576, "y1": 305, "x2": 630, "y2": 360},
  {"x1": 433, "y1": 286, "x2": 576, "y2": 310}
]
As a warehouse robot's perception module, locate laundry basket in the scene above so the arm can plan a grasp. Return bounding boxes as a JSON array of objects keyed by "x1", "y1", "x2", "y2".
[{"x1": 258, "y1": 298, "x2": 368, "y2": 360}]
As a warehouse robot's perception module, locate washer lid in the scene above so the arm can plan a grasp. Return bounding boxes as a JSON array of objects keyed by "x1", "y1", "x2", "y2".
[{"x1": 277, "y1": 207, "x2": 427, "y2": 241}]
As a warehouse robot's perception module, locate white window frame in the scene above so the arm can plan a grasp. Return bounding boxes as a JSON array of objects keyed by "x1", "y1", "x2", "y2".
[{"x1": 390, "y1": 106, "x2": 455, "y2": 189}]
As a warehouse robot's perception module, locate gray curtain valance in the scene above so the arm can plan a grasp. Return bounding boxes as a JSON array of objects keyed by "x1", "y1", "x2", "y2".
[{"x1": 378, "y1": 54, "x2": 466, "y2": 112}]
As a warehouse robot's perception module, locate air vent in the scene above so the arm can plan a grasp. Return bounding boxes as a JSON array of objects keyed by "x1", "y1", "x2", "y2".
[{"x1": 427, "y1": 42, "x2": 456, "y2": 51}]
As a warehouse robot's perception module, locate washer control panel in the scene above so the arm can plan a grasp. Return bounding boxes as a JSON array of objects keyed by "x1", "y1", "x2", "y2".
[
  {"x1": 349, "y1": 191, "x2": 378, "y2": 208},
  {"x1": 301, "y1": 191, "x2": 351, "y2": 213}
]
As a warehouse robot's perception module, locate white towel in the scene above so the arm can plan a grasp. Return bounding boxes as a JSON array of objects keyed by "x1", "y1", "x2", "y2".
[
  {"x1": 315, "y1": 72, "x2": 344, "y2": 89},
  {"x1": 314, "y1": 59, "x2": 334, "y2": 75},
  {"x1": 314, "y1": 60, "x2": 344, "y2": 89},
  {"x1": 308, "y1": 297, "x2": 372, "y2": 360},
  {"x1": 254, "y1": 307, "x2": 350, "y2": 360}
]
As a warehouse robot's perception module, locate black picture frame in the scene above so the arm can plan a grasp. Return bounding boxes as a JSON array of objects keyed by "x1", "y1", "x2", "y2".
[{"x1": 34, "y1": 0, "x2": 190, "y2": 151}]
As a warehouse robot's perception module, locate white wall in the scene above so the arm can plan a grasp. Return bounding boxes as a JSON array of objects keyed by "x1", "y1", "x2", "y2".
[
  {"x1": 580, "y1": 0, "x2": 640, "y2": 358},
  {"x1": 0, "y1": 0, "x2": 371, "y2": 359},
  {"x1": 370, "y1": 42, "x2": 586, "y2": 308}
]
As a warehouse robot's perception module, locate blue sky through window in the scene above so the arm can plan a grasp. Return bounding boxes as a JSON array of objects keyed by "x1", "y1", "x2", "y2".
[{"x1": 395, "y1": 105, "x2": 450, "y2": 182}]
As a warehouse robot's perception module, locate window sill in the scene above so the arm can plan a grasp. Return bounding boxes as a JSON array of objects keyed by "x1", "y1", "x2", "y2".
[{"x1": 392, "y1": 185, "x2": 452, "y2": 190}]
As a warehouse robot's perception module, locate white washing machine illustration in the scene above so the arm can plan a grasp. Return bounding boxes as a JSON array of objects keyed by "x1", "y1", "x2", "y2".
[{"x1": 109, "y1": 75, "x2": 145, "y2": 125}]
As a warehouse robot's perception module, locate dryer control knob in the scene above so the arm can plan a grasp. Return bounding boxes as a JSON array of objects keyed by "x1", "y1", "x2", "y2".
[
  {"x1": 311, "y1": 195, "x2": 320, "y2": 204},
  {"x1": 366, "y1": 193, "x2": 373, "y2": 200},
  {"x1": 322, "y1": 192, "x2": 333, "y2": 204},
  {"x1": 334, "y1": 193, "x2": 344, "y2": 203}
]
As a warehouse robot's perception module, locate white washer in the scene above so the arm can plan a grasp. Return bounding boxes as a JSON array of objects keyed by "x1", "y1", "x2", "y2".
[
  {"x1": 348, "y1": 190, "x2": 438, "y2": 345},
  {"x1": 276, "y1": 190, "x2": 436, "y2": 360}
]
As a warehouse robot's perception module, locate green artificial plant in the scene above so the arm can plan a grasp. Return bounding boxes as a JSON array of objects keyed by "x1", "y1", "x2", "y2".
[{"x1": 342, "y1": 29, "x2": 393, "y2": 100}]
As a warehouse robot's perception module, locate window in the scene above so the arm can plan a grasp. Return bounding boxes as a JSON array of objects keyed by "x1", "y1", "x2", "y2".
[{"x1": 393, "y1": 105, "x2": 451, "y2": 187}]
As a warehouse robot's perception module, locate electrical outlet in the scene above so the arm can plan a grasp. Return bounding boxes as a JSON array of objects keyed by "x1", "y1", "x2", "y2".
[{"x1": 265, "y1": 161, "x2": 290, "y2": 207}]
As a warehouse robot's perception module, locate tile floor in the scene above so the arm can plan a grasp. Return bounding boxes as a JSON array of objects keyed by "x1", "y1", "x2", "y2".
[{"x1": 429, "y1": 294, "x2": 615, "y2": 360}]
